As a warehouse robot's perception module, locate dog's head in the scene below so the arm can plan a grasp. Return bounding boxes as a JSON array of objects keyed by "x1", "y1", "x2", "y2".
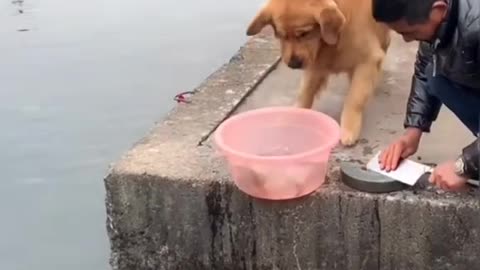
[{"x1": 246, "y1": 0, "x2": 346, "y2": 69}]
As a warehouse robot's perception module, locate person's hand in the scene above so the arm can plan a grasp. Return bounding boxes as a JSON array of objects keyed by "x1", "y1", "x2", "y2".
[
  {"x1": 429, "y1": 160, "x2": 469, "y2": 191},
  {"x1": 379, "y1": 128, "x2": 422, "y2": 172}
]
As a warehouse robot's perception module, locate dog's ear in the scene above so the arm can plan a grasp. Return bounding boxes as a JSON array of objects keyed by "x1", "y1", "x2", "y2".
[
  {"x1": 246, "y1": 6, "x2": 272, "y2": 36},
  {"x1": 314, "y1": 4, "x2": 346, "y2": 45}
]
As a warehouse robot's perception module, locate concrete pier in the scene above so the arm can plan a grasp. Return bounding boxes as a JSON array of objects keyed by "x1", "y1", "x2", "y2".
[{"x1": 104, "y1": 30, "x2": 480, "y2": 270}]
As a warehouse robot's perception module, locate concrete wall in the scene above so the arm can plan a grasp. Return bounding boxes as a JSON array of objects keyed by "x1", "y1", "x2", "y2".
[{"x1": 104, "y1": 30, "x2": 480, "y2": 270}]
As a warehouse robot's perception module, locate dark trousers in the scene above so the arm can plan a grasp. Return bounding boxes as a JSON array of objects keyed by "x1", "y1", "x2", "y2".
[{"x1": 427, "y1": 74, "x2": 480, "y2": 136}]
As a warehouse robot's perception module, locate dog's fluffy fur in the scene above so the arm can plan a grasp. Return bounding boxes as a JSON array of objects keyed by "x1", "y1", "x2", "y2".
[{"x1": 246, "y1": 0, "x2": 391, "y2": 146}]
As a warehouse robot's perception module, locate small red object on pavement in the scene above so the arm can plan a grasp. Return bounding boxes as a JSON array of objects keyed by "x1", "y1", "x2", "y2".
[{"x1": 174, "y1": 91, "x2": 194, "y2": 104}]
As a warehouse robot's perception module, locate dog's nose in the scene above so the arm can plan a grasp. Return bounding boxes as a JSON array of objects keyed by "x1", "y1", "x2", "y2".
[{"x1": 287, "y1": 57, "x2": 303, "y2": 69}]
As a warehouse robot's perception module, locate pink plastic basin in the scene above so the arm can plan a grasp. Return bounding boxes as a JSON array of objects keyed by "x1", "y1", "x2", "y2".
[{"x1": 214, "y1": 106, "x2": 340, "y2": 200}]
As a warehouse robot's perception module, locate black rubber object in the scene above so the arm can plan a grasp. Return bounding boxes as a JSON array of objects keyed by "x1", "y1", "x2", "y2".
[{"x1": 340, "y1": 161, "x2": 409, "y2": 193}]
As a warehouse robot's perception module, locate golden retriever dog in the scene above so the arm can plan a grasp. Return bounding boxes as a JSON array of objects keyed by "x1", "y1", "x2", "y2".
[{"x1": 246, "y1": 0, "x2": 391, "y2": 146}]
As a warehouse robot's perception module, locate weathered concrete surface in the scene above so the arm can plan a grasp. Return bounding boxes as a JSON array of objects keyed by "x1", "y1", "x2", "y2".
[{"x1": 104, "y1": 29, "x2": 480, "y2": 270}]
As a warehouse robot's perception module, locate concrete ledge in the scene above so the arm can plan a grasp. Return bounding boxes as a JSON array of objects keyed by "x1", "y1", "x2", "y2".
[{"x1": 104, "y1": 31, "x2": 480, "y2": 270}]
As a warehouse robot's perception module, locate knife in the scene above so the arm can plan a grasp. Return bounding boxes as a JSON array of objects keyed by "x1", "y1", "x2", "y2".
[{"x1": 366, "y1": 151, "x2": 433, "y2": 186}]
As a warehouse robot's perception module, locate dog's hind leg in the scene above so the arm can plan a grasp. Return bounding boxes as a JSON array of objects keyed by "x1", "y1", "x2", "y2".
[
  {"x1": 340, "y1": 54, "x2": 384, "y2": 146},
  {"x1": 294, "y1": 69, "x2": 328, "y2": 109}
]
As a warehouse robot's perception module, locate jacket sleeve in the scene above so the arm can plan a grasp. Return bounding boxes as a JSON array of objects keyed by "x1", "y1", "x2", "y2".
[
  {"x1": 403, "y1": 41, "x2": 442, "y2": 132},
  {"x1": 462, "y1": 138, "x2": 479, "y2": 180}
]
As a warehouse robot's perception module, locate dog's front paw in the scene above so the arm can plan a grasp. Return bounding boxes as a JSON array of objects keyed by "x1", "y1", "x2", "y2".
[
  {"x1": 340, "y1": 112, "x2": 362, "y2": 146},
  {"x1": 293, "y1": 99, "x2": 312, "y2": 109},
  {"x1": 340, "y1": 129, "x2": 360, "y2": 146},
  {"x1": 293, "y1": 100, "x2": 303, "y2": 108}
]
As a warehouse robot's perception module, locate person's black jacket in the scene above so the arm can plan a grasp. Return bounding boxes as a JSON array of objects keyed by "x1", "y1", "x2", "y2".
[{"x1": 405, "y1": 0, "x2": 479, "y2": 179}]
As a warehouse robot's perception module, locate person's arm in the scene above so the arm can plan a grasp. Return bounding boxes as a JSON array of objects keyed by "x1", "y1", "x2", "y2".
[
  {"x1": 461, "y1": 139, "x2": 479, "y2": 180},
  {"x1": 403, "y1": 41, "x2": 442, "y2": 132}
]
